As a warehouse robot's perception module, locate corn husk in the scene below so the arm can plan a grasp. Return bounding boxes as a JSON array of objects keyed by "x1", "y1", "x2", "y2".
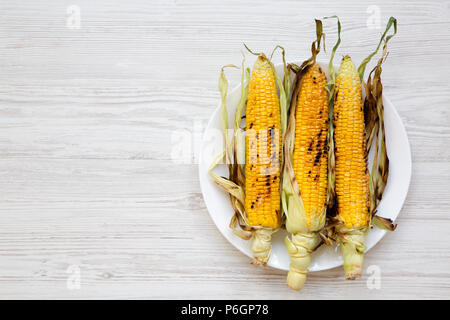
[
  {"x1": 361, "y1": 16, "x2": 397, "y2": 229},
  {"x1": 362, "y1": 17, "x2": 398, "y2": 231}
]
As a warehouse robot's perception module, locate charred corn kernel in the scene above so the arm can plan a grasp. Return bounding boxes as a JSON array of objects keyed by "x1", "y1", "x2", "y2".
[
  {"x1": 293, "y1": 63, "x2": 329, "y2": 227},
  {"x1": 334, "y1": 56, "x2": 370, "y2": 229},
  {"x1": 245, "y1": 56, "x2": 281, "y2": 228}
]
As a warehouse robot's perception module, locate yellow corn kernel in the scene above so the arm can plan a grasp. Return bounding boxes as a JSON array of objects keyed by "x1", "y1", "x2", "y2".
[
  {"x1": 334, "y1": 56, "x2": 370, "y2": 229},
  {"x1": 245, "y1": 56, "x2": 281, "y2": 228},
  {"x1": 293, "y1": 63, "x2": 329, "y2": 228}
]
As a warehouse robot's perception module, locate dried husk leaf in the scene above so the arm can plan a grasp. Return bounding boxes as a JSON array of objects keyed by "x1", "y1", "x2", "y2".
[
  {"x1": 372, "y1": 215, "x2": 397, "y2": 231},
  {"x1": 270, "y1": 45, "x2": 291, "y2": 137},
  {"x1": 209, "y1": 150, "x2": 244, "y2": 201},
  {"x1": 362, "y1": 18, "x2": 398, "y2": 229},
  {"x1": 358, "y1": 17, "x2": 397, "y2": 79},
  {"x1": 209, "y1": 62, "x2": 249, "y2": 237}
]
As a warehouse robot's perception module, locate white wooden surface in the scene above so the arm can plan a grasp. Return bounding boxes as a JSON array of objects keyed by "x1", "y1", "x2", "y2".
[{"x1": 0, "y1": 0, "x2": 449, "y2": 299}]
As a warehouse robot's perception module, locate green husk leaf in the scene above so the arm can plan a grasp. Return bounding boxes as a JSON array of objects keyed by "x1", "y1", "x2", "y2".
[
  {"x1": 218, "y1": 64, "x2": 239, "y2": 168},
  {"x1": 270, "y1": 45, "x2": 292, "y2": 135},
  {"x1": 358, "y1": 17, "x2": 397, "y2": 79},
  {"x1": 232, "y1": 58, "x2": 250, "y2": 188},
  {"x1": 324, "y1": 15, "x2": 341, "y2": 83},
  {"x1": 243, "y1": 43, "x2": 263, "y2": 57}
]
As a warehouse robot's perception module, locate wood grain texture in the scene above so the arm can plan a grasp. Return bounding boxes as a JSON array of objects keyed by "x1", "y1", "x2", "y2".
[{"x1": 0, "y1": 0, "x2": 449, "y2": 299}]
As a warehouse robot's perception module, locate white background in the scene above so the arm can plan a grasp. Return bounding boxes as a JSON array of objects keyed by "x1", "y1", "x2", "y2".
[{"x1": 0, "y1": 0, "x2": 449, "y2": 299}]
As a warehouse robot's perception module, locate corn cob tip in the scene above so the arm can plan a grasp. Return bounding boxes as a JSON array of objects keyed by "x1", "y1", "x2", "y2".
[
  {"x1": 250, "y1": 228, "x2": 274, "y2": 265},
  {"x1": 345, "y1": 267, "x2": 362, "y2": 280},
  {"x1": 284, "y1": 233, "x2": 320, "y2": 290},
  {"x1": 343, "y1": 253, "x2": 363, "y2": 280},
  {"x1": 340, "y1": 230, "x2": 367, "y2": 280},
  {"x1": 287, "y1": 271, "x2": 307, "y2": 290}
]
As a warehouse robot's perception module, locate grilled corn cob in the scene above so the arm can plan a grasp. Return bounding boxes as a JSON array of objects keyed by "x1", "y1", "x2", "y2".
[
  {"x1": 293, "y1": 64, "x2": 329, "y2": 227},
  {"x1": 333, "y1": 56, "x2": 370, "y2": 279},
  {"x1": 245, "y1": 55, "x2": 281, "y2": 263},
  {"x1": 285, "y1": 63, "x2": 328, "y2": 289}
]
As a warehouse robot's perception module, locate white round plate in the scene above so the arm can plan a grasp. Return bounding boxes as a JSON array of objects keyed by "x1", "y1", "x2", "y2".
[{"x1": 198, "y1": 62, "x2": 411, "y2": 272}]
